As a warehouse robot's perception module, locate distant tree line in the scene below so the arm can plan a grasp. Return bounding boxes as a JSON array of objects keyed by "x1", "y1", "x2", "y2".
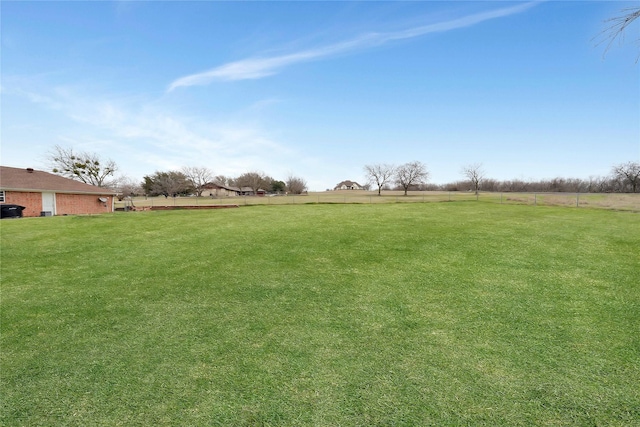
[
  {"x1": 365, "y1": 161, "x2": 640, "y2": 194},
  {"x1": 439, "y1": 175, "x2": 634, "y2": 193},
  {"x1": 139, "y1": 168, "x2": 307, "y2": 199},
  {"x1": 46, "y1": 146, "x2": 637, "y2": 197},
  {"x1": 440, "y1": 161, "x2": 640, "y2": 194},
  {"x1": 46, "y1": 145, "x2": 308, "y2": 199}
]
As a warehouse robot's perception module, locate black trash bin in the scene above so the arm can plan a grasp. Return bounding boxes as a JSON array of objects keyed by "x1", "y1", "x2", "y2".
[{"x1": 1, "y1": 204, "x2": 26, "y2": 218}]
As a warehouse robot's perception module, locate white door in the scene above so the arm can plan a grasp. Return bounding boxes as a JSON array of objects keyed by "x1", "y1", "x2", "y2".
[{"x1": 42, "y1": 192, "x2": 56, "y2": 215}]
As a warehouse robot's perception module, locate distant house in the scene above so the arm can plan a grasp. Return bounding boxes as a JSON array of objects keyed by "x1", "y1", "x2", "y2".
[
  {"x1": 202, "y1": 183, "x2": 265, "y2": 197},
  {"x1": 240, "y1": 187, "x2": 256, "y2": 196},
  {"x1": 334, "y1": 180, "x2": 364, "y2": 190},
  {"x1": 0, "y1": 166, "x2": 116, "y2": 217},
  {"x1": 202, "y1": 183, "x2": 240, "y2": 197}
]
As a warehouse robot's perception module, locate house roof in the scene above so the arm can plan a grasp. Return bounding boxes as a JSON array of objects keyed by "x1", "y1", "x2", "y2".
[
  {"x1": 203, "y1": 183, "x2": 244, "y2": 192},
  {"x1": 335, "y1": 180, "x2": 362, "y2": 188},
  {"x1": 0, "y1": 166, "x2": 116, "y2": 195},
  {"x1": 203, "y1": 183, "x2": 263, "y2": 193}
]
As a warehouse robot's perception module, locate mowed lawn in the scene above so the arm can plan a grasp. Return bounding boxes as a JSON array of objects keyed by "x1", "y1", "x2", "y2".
[{"x1": 1, "y1": 203, "x2": 638, "y2": 426}]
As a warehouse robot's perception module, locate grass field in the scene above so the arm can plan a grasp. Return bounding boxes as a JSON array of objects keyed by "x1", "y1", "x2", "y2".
[{"x1": 1, "y1": 203, "x2": 639, "y2": 425}]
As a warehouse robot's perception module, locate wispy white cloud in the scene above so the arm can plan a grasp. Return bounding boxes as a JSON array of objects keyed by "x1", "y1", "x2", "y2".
[
  {"x1": 8, "y1": 83, "x2": 300, "y2": 180},
  {"x1": 168, "y1": 2, "x2": 539, "y2": 91}
]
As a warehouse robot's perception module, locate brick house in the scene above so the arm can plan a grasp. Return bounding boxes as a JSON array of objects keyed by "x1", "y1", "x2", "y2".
[{"x1": 0, "y1": 166, "x2": 116, "y2": 217}]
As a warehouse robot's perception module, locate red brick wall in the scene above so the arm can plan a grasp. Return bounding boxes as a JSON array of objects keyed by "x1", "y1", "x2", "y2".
[
  {"x1": 2, "y1": 191, "x2": 113, "y2": 217},
  {"x1": 56, "y1": 193, "x2": 113, "y2": 216},
  {"x1": 3, "y1": 191, "x2": 42, "y2": 217}
]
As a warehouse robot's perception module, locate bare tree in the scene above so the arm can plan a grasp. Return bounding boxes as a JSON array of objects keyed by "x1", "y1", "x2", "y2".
[
  {"x1": 48, "y1": 145, "x2": 117, "y2": 187},
  {"x1": 286, "y1": 175, "x2": 307, "y2": 194},
  {"x1": 395, "y1": 161, "x2": 429, "y2": 196},
  {"x1": 213, "y1": 175, "x2": 232, "y2": 186},
  {"x1": 182, "y1": 166, "x2": 214, "y2": 197},
  {"x1": 612, "y1": 161, "x2": 640, "y2": 193},
  {"x1": 111, "y1": 176, "x2": 142, "y2": 200},
  {"x1": 596, "y1": 7, "x2": 640, "y2": 61},
  {"x1": 236, "y1": 171, "x2": 269, "y2": 195},
  {"x1": 461, "y1": 163, "x2": 485, "y2": 195},
  {"x1": 364, "y1": 163, "x2": 396, "y2": 196}
]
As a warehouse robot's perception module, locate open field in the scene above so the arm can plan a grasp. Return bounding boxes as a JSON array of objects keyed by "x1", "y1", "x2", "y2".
[
  {"x1": 117, "y1": 191, "x2": 640, "y2": 212},
  {"x1": 1, "y1": 203, "x2": 639, "y2": 425}
]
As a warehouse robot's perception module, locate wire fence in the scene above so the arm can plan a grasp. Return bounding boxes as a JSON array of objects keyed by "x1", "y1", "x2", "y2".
[{"x1": 117, "y1": 191, "x2": 640, "y2": 212}]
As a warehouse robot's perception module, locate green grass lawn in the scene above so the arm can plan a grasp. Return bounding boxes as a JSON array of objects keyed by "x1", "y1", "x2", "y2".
[{"x1": 1, "y1": 203, "x2": 639, "y2": 426}]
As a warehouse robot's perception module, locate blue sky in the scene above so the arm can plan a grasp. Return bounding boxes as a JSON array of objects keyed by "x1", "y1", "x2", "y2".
[{"x1": 1, "y1": 1, "x2": 638, "y2": 191}]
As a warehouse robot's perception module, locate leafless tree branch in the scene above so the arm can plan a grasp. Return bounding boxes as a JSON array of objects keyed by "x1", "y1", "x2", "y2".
[
  {"x1": 395, "y1": 161, "x2": 429, "y2": 196},
  {"x1": 48, "y1": 145, "x2": 117, "y2": 187},
  {"x1": 364, "y1": 163, "x2": 396, "y2": 196},
  {"x1": 461, "y1": 163, "x2": 485, "y2": 195},
  {"x1": 595, "y1": 7, "x2": 640, "y2": 62}
]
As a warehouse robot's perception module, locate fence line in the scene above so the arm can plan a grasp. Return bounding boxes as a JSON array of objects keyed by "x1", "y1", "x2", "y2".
[{"x1": 119, "y1": 192, "x2": 639, "y2": 212}]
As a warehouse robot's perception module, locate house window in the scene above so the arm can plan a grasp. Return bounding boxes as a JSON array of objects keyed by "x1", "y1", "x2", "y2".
[{"x1": 0, "y1": 191, "x2": 4, "y2": 203}]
